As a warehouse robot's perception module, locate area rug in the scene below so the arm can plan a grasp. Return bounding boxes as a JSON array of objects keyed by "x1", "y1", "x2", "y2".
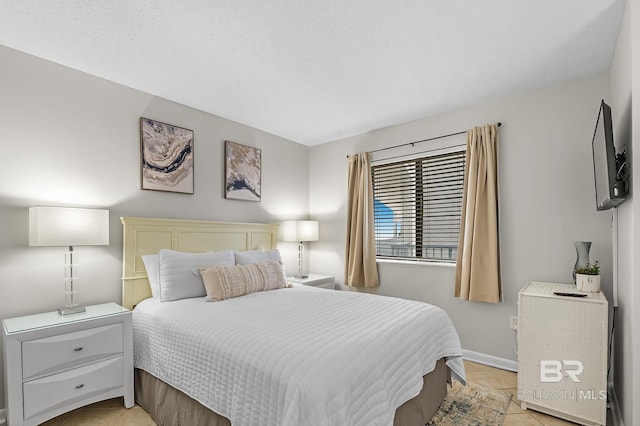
[{"x1": 427, "y1": 381, "x2": 511, "y2": 426}]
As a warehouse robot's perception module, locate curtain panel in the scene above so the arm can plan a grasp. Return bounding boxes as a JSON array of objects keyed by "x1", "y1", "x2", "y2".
[
  {"x1": 344, "y1": 152, "x2": 379, "y2": 288},
  {"x1": 454, "y1": 124, "x2": 501, "y2": 303}
]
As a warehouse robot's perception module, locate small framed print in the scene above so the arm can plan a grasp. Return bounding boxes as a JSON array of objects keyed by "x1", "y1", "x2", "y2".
[
  {"x1": 140, "y1": 117, "x2": 194, "y2": 194},
  {"x1": 225, "y1": 140, "x2": 261, "y2": 202}
]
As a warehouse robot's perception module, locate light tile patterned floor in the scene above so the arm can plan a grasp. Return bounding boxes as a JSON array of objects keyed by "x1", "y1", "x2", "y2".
[
  {"x1": 42, "y1": 360, "x2": 598, "y2": 425},
  {"x1": 464, "y1": 360, "x2": 579, "y2": 425}
]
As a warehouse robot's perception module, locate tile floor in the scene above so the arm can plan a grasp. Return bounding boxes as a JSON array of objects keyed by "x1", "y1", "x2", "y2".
[
  {"x1": 40, "y1": 360, "x2": 597, "y2": 425},
  {"x1": 464, "y1": 360, "x2": 578, "y2": 426}
]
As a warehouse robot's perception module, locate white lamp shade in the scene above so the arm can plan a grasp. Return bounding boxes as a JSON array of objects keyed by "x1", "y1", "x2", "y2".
[
  {"x1": 283, "y1": 220, "x2": 319, "y2": 242},
  {"x1": 29, "y1": 206, "x2": 109, "y2": 247}
]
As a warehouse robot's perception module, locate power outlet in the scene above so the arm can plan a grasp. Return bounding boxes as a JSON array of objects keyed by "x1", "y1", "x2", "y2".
[{"x1": 510, "y1": 316, "x2": 518, "y2": 331}]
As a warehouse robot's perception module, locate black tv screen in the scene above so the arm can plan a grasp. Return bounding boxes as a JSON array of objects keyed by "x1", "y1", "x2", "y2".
[{"x1": 592, "y1": 100, "x2": 626, "y2": 211}]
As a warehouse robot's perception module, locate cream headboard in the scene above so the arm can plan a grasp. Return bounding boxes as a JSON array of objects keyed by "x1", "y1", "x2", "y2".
[{"x1": 121, "y1": 216, "x2": 279, "y2": 309}]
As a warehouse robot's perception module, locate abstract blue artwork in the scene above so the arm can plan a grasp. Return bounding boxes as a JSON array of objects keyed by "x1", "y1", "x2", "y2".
[
  {"x1": 140, "y1": 117, "x2": 194, "y2": 194},
  {"x1": 225, "y1": 140, "x2": 261, "y2": 201}
]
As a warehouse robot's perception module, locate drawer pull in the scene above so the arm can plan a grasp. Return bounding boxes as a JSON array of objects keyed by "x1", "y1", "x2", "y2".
[
  {"x1": 75, "y1": 384, "x2": 85, "y2": 389},
  {"x1": 74, "y1": 347, "x2": 84, "y2": 352}
]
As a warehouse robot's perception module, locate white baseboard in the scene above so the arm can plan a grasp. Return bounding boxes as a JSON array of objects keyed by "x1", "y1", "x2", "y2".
[
  {"x1": 0, "y1": 408, "x2": 6, "y2": 425},
  {"x1": 608, "y1": 382, "x2": 624, "y2": 426},
  {"x1": 462, "y1": 349, "x2": 518, "y2": 372}
]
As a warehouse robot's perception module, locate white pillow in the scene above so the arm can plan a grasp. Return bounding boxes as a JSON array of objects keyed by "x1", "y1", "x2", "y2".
[
  {"x1": 235, "y1": 249, "x2": 282, "y2": 265},
  {"x1": 141, "y1": 254, "x2": 160, "y2": 298},
  {"x1": 158, "y1": 249, "x2": 235, "y2": 302}
]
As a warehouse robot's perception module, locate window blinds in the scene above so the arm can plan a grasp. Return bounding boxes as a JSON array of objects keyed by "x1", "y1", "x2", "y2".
[{"x1": 372, "y1": 150, "x2": 466, "y2": 262}]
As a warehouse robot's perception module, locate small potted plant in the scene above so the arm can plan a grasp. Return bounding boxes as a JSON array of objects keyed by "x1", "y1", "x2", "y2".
[{"x1": 575, "y1": 261, "x2": 601, "y2": 292}]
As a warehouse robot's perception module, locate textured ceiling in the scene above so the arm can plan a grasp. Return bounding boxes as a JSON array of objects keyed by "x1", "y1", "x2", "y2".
[{"x1": 0, "y1": 1, "x2": 626, "y2": 146}]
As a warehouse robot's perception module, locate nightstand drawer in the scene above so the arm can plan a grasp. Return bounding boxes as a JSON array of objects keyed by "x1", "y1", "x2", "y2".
[
  {"x1": 23, "y1": 356, "x2": 124, "y2": 420},
  {"x1": 287, "y1": 274, "x2": 335, "y2": 289},
  {"x1": 22, "y1": 324, "x2": 123, "y2": 379},
  {"x1": 314, "y1": 282, "x2": 334, "y2": 290}
]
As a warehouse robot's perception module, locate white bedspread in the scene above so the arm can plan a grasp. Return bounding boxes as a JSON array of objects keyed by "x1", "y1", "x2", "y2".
[{"x1": 133, "y1": 284, "x2": 465, "y2": 426}]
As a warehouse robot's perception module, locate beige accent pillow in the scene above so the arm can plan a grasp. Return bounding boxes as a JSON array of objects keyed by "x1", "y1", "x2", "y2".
[{"x1": 200, "y1": 261, "x2": 288, "y2": 302}]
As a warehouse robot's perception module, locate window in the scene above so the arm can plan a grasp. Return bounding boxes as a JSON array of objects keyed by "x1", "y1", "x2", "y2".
[{"x1": 372, "y1": 149, "x2": 465, "y2": 263}]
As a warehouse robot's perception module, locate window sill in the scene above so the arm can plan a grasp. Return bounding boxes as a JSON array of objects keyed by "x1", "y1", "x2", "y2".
[{"x1": 376, "y1": 258, "x2": 456, "y2": 268}]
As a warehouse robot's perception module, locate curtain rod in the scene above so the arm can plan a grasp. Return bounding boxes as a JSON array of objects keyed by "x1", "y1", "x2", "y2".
[{"x1": 349, "y1": 122, "x2": 502, "y2": 157}]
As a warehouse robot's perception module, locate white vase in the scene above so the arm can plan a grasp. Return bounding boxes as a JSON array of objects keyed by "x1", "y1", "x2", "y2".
[{"x1": 576, "y1": 273, "x2": 601, "y2": 292}]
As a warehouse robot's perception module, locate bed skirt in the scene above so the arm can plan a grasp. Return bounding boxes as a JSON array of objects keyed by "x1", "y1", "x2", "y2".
[{"x1": 135, "y1": 358, "x2": 449, "y2": 426}]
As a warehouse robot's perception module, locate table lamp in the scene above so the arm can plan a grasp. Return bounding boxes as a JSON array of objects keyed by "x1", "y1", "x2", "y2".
[
  {"x1": 283, "y1": 220, "x2": 318, "y2": 278},
  {"x1": 29, "y1": 206, "x2": 109, "y2": 315}
]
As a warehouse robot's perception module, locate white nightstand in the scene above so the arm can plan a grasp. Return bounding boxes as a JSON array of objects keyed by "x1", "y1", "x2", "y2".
[
  {"x1": 517, "y1": 282, "x2": 608, "y2": 425},
  {"x1": 287, "y1": 274, "x2": 335, "y2": 290},
  {"x1": 2, "y1": 303, "x2": 134, "y2": 426}
]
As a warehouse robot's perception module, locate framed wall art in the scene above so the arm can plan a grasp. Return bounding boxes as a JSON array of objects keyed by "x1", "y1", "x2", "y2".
[
  {"x1": 140, "y1": 117, "x2": 194, "y2": 194},
  {"x1": 225, "y1": 140, "x2": 261, "y2": 201}
]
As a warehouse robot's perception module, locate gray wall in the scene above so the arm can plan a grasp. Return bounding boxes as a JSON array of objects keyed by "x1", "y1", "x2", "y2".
[
  {"x1": 0, "y1": 45, "x2": 310, "y2": 409},
  {"x1": 308, "y1": 72, "x2": 614, "y2": 363},
  {"x1": 608, "y1": 0, "x2": 639, "y2": 423}
]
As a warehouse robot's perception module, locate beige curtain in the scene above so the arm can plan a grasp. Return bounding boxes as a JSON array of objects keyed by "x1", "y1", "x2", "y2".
[
  {"x1": 455, "y1": 124, "x2": 501, "y2": 303},
  {"x1": 344, "y1": 152, "x2": 379, "y2": 288}
]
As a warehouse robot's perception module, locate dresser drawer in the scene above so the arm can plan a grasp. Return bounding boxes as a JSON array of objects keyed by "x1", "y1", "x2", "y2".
[
  {"x1": 22, "y1": 324, "x2": 123, "y2": 379},
  {"x1": 23, "y1": 356, "x2": 124, "y2": 420}
]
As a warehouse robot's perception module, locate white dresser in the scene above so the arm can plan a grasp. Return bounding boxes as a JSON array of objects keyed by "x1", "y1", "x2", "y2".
[
  {"x1": 517, "y1": 282, "x2": 608, "y2": 426},
  {"x1": 2, "y1": 303, "x2": 134, "y2": 426}
]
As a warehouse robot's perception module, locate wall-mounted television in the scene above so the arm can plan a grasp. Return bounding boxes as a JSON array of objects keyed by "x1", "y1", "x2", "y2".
[{"x1": 592, "y1": 100, "x2": 627, "y2": 211}]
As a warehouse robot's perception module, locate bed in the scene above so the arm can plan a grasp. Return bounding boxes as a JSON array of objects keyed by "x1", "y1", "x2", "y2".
[{"x1": 121, "y1": 216, "x2": 465, "y2": 426}]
